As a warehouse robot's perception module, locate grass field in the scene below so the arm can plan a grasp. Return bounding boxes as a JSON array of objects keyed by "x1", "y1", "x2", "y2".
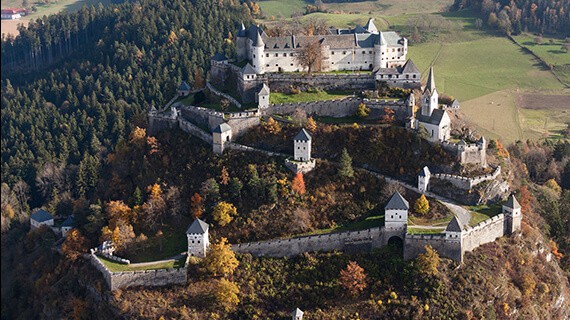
[
  {"x1": 99, "y1": 256, "x2": 186, "y2": 272},
  {"x1": 512, "y1": 34, "x2": 570, "y2": 67},
  {"x1": 406, "y1": 227, "x2": 445, "y2": 234},
  {"x1": 1, "y1": 0, "x2": 110, "y2": 36},
  {"x1": 269, "y1": 90, "x2": 351, "y2": 104}
]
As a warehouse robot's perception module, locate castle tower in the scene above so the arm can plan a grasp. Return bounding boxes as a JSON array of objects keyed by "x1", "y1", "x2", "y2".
[
  {"x1": 445, "y1": 216, "x2": 463, "y2": 240},
  {"x1": 293, "y1": 308, "x2": 304, "y2": 320},
  {"x1": 257, "y1": 83, "x2": 270, "y2": 109},
  {"x1": 478, "y1": 136, "x2": 488, "y2": 168},
  {"x1": 374, "y1": 32, "x2": 387, "y2": 69},
  {"x1": 294, "y1": 128, "x2": 312, "y2": 162},
  {"x1": 236, "y1": 23, "x2": 247, "y2": 62},
  {"x1": 364, "y1": 18, "x2": 378, "y2": 34},
  {"x1": 503, "y1": 195, "x2": 522, "y2": 234},
  {"x1": 252, "y1": 31, "x2": 265, "y2": 74},
  {"x1": 213, "y1": 123, "x2": 232, "y2": 155},
  {"x1": 384, "y1": 192, "x2": 409, "y2": 230},
  {"x1": 418, "y1": 166, "x2": 431, "y2": 193},
  {"x1": 186, "y1": 218, "x2": 210, "y2": 258},
  {"x1": 421, "y1": 66, "x2": 438, "y2": 117}
]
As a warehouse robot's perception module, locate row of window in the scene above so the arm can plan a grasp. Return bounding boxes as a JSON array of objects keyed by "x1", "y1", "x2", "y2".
[{"x1": 378, "y1": 74, "x2": 418, "y2": 79}]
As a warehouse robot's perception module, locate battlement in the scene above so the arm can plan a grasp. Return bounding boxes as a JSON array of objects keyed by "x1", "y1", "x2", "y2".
[{"x1": 432, "y1": 166, "x2": 500, "y2": 190}]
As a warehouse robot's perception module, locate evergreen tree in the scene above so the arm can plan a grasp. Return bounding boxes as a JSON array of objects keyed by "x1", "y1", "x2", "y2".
[{"x1": 338, "y1": 148, "x2": 354, "y2": 178}]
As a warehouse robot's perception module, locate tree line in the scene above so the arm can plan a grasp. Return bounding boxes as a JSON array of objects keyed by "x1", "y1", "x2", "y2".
[{"x1": 452, "y1": 0, "x2": 570, "y2": 35}]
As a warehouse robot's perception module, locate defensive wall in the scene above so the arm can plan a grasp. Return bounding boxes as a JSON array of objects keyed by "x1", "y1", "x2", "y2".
[
  {"x1": 265, "y1": 97, "x2": 409, "y2": 121},
  {"x1": 263, "y1": 73, "x2": 376, "y2": 92},
  {"x1": 233, "y1": 208, "x2": 519, "y2": 263},
  {"x1": 432, "y1": 166, "x2": 501, "y2": 190},
  {"x1": 89, "y1": 253, "x2": 188, "y2": 291},
  {"x1": 441, "y1": 140, "x2": 487, "y2": 167}
]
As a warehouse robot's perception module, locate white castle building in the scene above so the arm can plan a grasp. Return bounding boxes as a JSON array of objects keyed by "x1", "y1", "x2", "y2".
[{"x1": 236, "y1": 18, "x2": 409, "y2": 73}]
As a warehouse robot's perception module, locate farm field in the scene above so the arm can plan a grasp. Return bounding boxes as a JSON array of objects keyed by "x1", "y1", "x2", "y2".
[{"x1": 1, "y1": 0, "x2": 110, "y2": 36}]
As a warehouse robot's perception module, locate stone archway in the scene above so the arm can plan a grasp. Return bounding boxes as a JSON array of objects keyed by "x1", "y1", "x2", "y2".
[{"x1": 387, "y1": 235, "x2": 404, "y2": 255}]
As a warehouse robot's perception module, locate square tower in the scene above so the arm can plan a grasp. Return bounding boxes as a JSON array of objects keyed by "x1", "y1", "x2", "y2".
[
  {"x1": 503, "y1": 195, "x2": 522, "y2": 234},
  {"x1": 257, "y1": 84, "x2": 270, "y2": 109},
  {"x1": 384, "y1": 192, "x2": 409, "y2": 230},
  {"x1": 186, "y1": 219, "x2": 210, "y2": 258},
  {"x1": 213, "y1": 123, "x2": 232, "y2": 155},
  {"x1": 294, "y1": 128, "x2": 312, "y2": 162}
]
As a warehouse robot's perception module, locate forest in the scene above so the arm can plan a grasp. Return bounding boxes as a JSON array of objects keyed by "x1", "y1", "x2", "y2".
[
  {"x1": 1, "y1": 0, "x2": 570, "y2": 318},
  {"x1": 452, "y1": 0, "x2": 570, "y2": 35}
]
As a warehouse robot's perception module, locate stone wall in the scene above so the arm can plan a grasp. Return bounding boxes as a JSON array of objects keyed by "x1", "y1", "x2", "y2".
[
  {"x1": 265, "y1": 97, "x2": 408, "y2": 120},
  {"x1": 441, "y1": 141, "x2": 487, "y2": 166},
  {"x1": 179, "y1": 119, "x2": 213, "y2": 144},
  {"x1": 264, "y1": 73, "x2": 376, "y2": 92},
  {"x1": 232, "y1": 227, "x2": 391, "y2": 257},
  {"x1": 404, "y1": 234, "x2": 462, "y2": 261},
  {"x1": 226, "y1": 142, "x2": 288, "y2": 158},
  {"x1": 206, "y1": 82, "x2": 242, "y2": 109},
  {"x1": 462, "y1": 214, "x2": 508, "y2": 253},
  {"x1": 432, "y1": 166, "x2": 501, "y2": 190},
  {"x1": 89, "y1": 254, "x2": 188, "y2": 291}
]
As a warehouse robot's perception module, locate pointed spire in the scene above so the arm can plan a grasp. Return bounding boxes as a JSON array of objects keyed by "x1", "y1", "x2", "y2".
[
  {"x1": 446, "y1": 216, "x2": 463, "y2": 233},
  {"x1": 425, "y1": 66, "x2": 436, "y2": 94},
  {"x1": 378, "y1": 32, "x2": 386, "y2": 46},
  {"x1": 365, "y1": 18, "x2": 378, "y2": 33},
  {"x1": 255, "y1": 30, "x2": 264, "y2": 47},
  {"x1": 240, "y1": 22, "x2": 245, "y2": 31}
]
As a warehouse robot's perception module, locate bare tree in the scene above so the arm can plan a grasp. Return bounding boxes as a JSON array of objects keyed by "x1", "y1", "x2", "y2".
[{"x1": 295, "y1": 40, "x2": 323, "y2": 73}]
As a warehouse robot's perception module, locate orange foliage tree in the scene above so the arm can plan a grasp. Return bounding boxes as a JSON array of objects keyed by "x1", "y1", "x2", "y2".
[
  {"x1": 306, "y1": 117, "x2": 317, "y2": 133},
  {"x1": 190, "y1": 193, "x2": 204, "y2": 218},
  {"x1": 263, "y1": 117, "x2": 282, "y2": 135},
  {"x1": 518, "y1": 186, "x2": 533, "y2": 214},
  {"x1": 382, "y1": 107, "x2": 395, "y2": 124},
  {"x1": 339, "y1": 261, "x2": 367, "y2": 297},
  {"x1": 292, "y1": 172, "x2": 306, "y2": 195},
  {"x1": 61, "y1": 229, "x2": 89, "y2": 261}
]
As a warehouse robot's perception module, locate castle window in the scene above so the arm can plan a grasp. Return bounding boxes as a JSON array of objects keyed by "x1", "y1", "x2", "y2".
[
  {"x1": 275, "y1": 53, "x2": 278, "y2": 57},
  {"x1": 343, "y1": 51, "x2": 346, "y2": 54},
  {"x1": 266, "y1": 64, "x2": 269, "y2": 67},
  {"x1": 192, "y1": 240, "x2": 195, "y2": 243},
  {"x1": 362, "y1": 51, "x2": 366, "y2": 54},
  {"x1": 253, "y1": 54, "x2": 256, "y2": 58},
  {"x1": 392, "y1": 48, "x2": 395, "y2": 52},
  {"x1": 397, "y1": 48, "x2": 401, "y2": 52},
  {"x1": 348, "y1": 62, "x2": 350, "y2": 64},
  {"x1": 365, "y1": 61, "x2": 367, "y2": 63},
  {"x1": 197, "y1": 241, "x2": 200, "y2": 243},
  {"x1": 266, "y1": 53, "x2": 269, "y2": 57},
  {"x1": 291, "y1": 63, "x2": 294, "y2": 66},
  {"x1": 406, "y1": 75, "x2": 409, "y2": 79},
  {"x1": 284, "y1": 53, "x2": 287, "y2": 57},
  {"x1": 413, "y1": 74, "x2": 416, "y2": 78},
  {"x1": 369, "y1": 51, "x2": 372, "y2": 54},
  {"x1": 276, "y1": 64, "x2": 279, "y2": 66},
  {"x1": 331, "y1": 51, "x2": 335, "y2": 55}
]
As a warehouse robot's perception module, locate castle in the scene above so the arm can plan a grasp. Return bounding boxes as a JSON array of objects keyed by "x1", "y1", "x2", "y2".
[{"x1": 236, "y1": 18, "x2": 408, "y2": 74}]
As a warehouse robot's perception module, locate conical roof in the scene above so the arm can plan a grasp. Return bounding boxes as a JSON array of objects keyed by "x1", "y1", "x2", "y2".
[
  {"x1": 446, "y1": 216, "x2": 463, "y2": 232},
  {"x1": 364, "y1": 18, "x2": 378, "y2": 33},
  {"x1": 378, "y1": 32, "x2": 386, "y2": 46},
  {"x1": 386, "y1": 191, "x2": 409, "y2": 210},
  {"x1": 258, "y1": 83, "x2": 270, "y2": 95},
  {"x1": 242, "y1": 63, "x2": 256, "y2": 75},
  {"x1": 186, "y1": 218, "x2": 209, "y2": 234},
  {"x1": 254, "y1": 30, "x2": 264, "y2": 47},
  {"x1": 418, "y1": 166, "x2": 430, "y2": 177},
  {"x1": 401, "y1": 59, "x2": 420, "y2": 74},
  {"x1": 504, "y1": 195, "x2": 521, "y2": 209},
  {"x1": 293, "y1": 308, "x2": 304, "y2": 317}
]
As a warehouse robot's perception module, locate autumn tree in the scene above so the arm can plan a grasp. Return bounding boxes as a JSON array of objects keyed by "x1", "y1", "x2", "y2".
[
  {"x1": 142, "y1": 183, "x2": 167, "y2": 231},
  {"x1": 415, "y1": 245, "x2": 440, "y2": 276},
  {"x1": 292, "y1": 172, "x2": 306, "y2": 195},
  {"x1": 61, "y1": 229, "x2": 89, "y2": 261},
  {"x1": 129, "y1": 127, "x2": 147, "y2": 148},
  {"x1": 414, "y1": 194, "x2": 429, "y2": 215},
  {"x1": 356, "y1": 103, "x2": 370, "y2": 118},
  {"x1": 339, "y1": 261, "x2": 367, "y2": 297},
  {"x1": 106, "y1": 200, "x2": 135, "y2": 229},
  {"x1": 518, "y1": 186, "x2": 533, "y2": 214},
  {"x1": 219, "y1": 167, "x2": 230, "y2": 185},
  {"x1": 215, "y1": 279, "x2": 240, "y2": 312},
  {"x1": 203, "y1": 237, "x2": 239, "y2": 277},
  {"x1": 295, "y1": 40, "x2": 323, "y2": 73},
  {"x1": 212, "y1": 201, "x2": 237, "y2": 226},
  {"x1": 338, "y1": 148, "x2": 354, "y2": 178},
  {"x1": 263, "y1": 117, "x2": 282, "y2": 135},
  {"x1": 382, "y1": 107, "x2": 395, "y2": 123},
  {"x1": 306, "y1": 117, "x2": 317, "y2": 133},
  {"x1": 190, "y1": 193, "x2": 204, "y2": 218}
]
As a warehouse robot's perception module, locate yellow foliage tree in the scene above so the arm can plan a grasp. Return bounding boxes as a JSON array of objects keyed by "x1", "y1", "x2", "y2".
[
  {"x1": 306, "y1": 117, "x2": 317, "y2": 133},
  {"x1": 544, "y1": 179, "x2": 562, "y2": 196},
  {"x1": 415, "y1": 245, "x2": 440, "y2": 276},
  {"x1": 414, "y1": 194, "x2": 429, "y2": 215},
  {"x1": 212, "y1": 201, "x2": 237, "y2": 226},
  {"x1": 215, "y1": 279, "x2": 240, "y2": 312},
  {"x1": 203, "y1": 237, "x2": 239, "y2": 277},
  {"x1": 263, "y1": 117, "x2": 282, "y2": 135},
  {"x1": 356, "y1": 103, "x2": 370, "y2": 118},
  {"x1": 129, "y1": 127, "x2": 146, "y2": 148}
]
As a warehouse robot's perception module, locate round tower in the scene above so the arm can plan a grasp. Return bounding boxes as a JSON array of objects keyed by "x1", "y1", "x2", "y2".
[
  {"x1": 252, "y1": 31, "x2": 265, "y2": 74},
  {"x1": 236, "y1": 23, "x2": 248, "y2": 62}
]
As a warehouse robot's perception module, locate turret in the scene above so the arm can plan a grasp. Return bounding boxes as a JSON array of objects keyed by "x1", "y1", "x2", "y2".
[
  {"x1": 294, "y1": 128, "x2": 312, "y2": 162},
  {"x1": 384, "y1": 192, "x2": 409, "y2": 230},
  {"x1": 257, "y1": 83, "x2": 270, "y2": 109},
  {"x1": 421, "y1": 66, "x2": 438, "y2": 117},
  {"x1": 503, "y1": 195, "x2": 522, "y2": 234},
  {"x1": 374, "y1": 32, "x2": 387, "y2": 69},
  {"x1": 236, "y1": 23, "x2": 247, "y2": 61},
  {"x1": 186, "y1": 218, "x2": 210, "y2": 258},
  {"x1": 445, "y1": 216, "x2": 463, "y2": 240},
  {"x1": 252, "y1": 30, "x2": 265, "y2": 74}
]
